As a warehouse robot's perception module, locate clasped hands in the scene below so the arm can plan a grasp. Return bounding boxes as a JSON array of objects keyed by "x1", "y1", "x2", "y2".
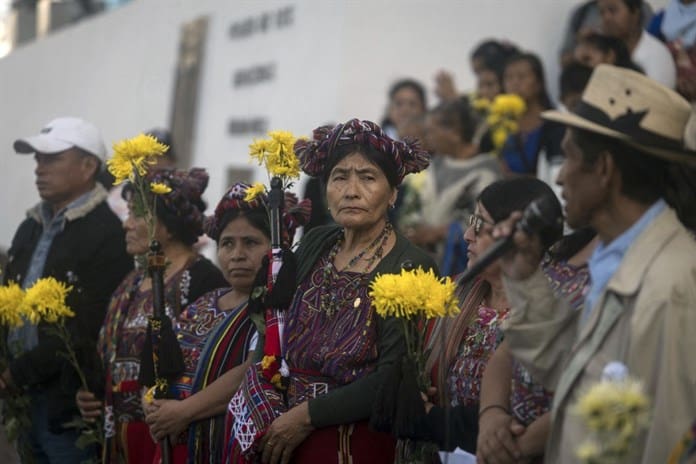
[
  {"x1": 259, "y1": 401, "x2": 314, "y2": 464},
  {"x1": 142, "y1": 391, "x2": 191, "y2": 444},
  {"x1": 477, "y1": 408, "x2": 531, "y2": 464}
]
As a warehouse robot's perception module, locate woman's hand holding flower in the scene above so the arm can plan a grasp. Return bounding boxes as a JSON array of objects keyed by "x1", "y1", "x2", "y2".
[{"x1": 75, "y1": 389, "x2": 103, "y2": 423}]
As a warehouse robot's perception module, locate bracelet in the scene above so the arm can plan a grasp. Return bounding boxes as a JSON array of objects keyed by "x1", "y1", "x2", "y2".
[{"x1": 478, "y1": 404, "x2": 509, "y2": 419}]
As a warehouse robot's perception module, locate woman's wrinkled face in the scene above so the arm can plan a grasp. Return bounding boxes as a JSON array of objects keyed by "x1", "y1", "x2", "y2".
[
  {"x1": 388, "y1": 87, "x2": 425, "y2": 132},
  {"x1": 123, "y1": 204, "x2": 169, "y2": 256},
  {"x1": 598, "y1": 0, "x2": 639, "y2": 40},
  {"x1": 504, "y1": 60, "x2": 541, "y2": 103},
  {"x1": 463, "y1": 202, "x2": 500, "y2": 280},
  {"x1": 217, "y1": 215, "x2": 270, "y2": 292},
  {"x1": 326, "y1": 152, "x2": 397, "y2": 231}
]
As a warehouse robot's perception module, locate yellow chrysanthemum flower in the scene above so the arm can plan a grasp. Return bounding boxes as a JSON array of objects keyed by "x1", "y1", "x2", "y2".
[
  {"x1": 480, "y1": 93, "x2": 527, "y2": 155},
  {"x1": 0, "y1": 283, "x2": 26, "y2": 328},
  {"x1": 486, "y1": 114, "x2": 501, "y2": 127},
  {"x1": 575, "y1": 379, "x2": 649, "y2": 430},
  {"x1": 268, "y1": 130, "x2": 295, "y2": 145},
  {"x1": 403, "y1": 171, "x2": 427, "y2": 193},
  {"x1": 248, "y1": 130, "x2": 301, "y2": 181},
  {"x1": 573, "y1": 378, "x2": 650, "y2": 462},
  {"x1": 261, "y1": 355, "x2": 276, "y2": 370},
  {"x1": 267, "y1": 154, "x2": 301, "y2": 179},
  {"x1": 108, "y1": 134, "x2": 168, "y2": 185},
  {"x1": 491, "y1": 94, "x2": 526, "y2": 117},
  {"x1": 492, "y1": 127, "x2": 509, "y2": 150},
  {"x1": 150, "y1": 182, "x2": 172, "y2": 195},
  {"x1": 133, "y1": 155, "x2": 158, "y2": 179},
  {"x1": 249, "y1": 139, "x2": 270, "y2": 163},
  {"x1": 244, "y1": 182, "x2": 266, "y2": 202},
  {"x1": 369, "y1": 267, "x2": 460, "y2": 320},
  {"x1": 576, "y1": 440, "x2": 601, "y2": 462},
  {"x1": 112, "y1": 134, "x2": 169, "y2": 161},
  {"x1": 21, "y1": 277, "x2": 74, "y2": 324},
  {"x1": 143, "y1": 385, "x2": 156, "y2": 405},
  {"x1": 502, "y1": 119, "x2": 519, "y2": 133},
  {"x1": 621, "y1": 383, "x2": 650, "y2": 410},
  {"x1": 268, "y1": 130, "x2": 295, "y2": 154},
  {"x1": 423, "y1": 276, "x2": 459, "y2": 318},
  {"x1": 106, "y1": 157, "x2": 135, "y2": 186},
  {"x1": 472, "y1": 98, "x2": 491, "y2": 112}
]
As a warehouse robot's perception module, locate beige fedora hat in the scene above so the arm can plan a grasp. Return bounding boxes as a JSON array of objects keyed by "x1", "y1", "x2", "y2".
[{"x1": 543, "y1": 64, "x2": 696, "y2": 165}]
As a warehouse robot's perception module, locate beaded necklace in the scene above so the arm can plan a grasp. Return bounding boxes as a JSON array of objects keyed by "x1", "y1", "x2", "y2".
[{"x1": 320, "y1": 223, "x2": 393, "y2": 316}]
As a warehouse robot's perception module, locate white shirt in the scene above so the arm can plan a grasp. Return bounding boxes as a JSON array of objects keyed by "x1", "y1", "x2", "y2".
[{"x1": 633, "y1": 30, "x2": 677, "y2": 88}]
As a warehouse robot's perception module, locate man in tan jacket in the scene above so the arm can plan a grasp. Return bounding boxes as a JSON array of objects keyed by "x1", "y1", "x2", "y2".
[{"x1": 491, "y1": 65, "x2": 696, "y2": 463}]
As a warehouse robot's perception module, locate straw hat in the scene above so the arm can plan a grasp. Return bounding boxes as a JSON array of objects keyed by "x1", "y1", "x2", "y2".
[{"x1": 543, "y1": 64, "x2": 696, "y2": 165}]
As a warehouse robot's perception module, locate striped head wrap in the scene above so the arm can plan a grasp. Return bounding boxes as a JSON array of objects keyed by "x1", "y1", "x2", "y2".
[
  {"x1": 294, "y1": 118, "x2": 430, "y2": 184},
  {"x1": 124, "y1": 167, "x2": 209, "y2": 243},
  {"x1": 205, "y1": 183, "x2": 267, "y2": 241},
  {"x1": 205, "y1": 182, "x2": 311, "y2": 246}
]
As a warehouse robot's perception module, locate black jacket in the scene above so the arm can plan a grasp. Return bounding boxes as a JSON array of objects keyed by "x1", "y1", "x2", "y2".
[{"x1": 4, "y1": 186, "x2": 133, "y2": 432}]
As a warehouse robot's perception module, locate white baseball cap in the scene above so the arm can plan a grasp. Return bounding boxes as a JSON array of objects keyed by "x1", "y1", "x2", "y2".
[{"x1": 14, "y1": 117, "x2": 107, "y2": 161}]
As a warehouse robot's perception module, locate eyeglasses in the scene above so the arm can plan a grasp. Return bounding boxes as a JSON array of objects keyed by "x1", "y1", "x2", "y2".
[{"x1": 467, "y1": 213, "x2": 494, "y2": 236}]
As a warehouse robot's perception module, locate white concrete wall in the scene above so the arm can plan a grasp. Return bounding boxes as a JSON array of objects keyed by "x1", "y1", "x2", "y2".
[
  {"x1": 0, "y1": 0, "x2": 668, "y2": 248},
  {"x1": 0, "y1": 0, "x2": 216, "y2": 248}
]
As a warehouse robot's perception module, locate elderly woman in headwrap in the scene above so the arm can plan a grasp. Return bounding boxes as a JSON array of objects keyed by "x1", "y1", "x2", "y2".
[
  {"x1": 76, "y1": 167, "x2": 229, "y2": 464},
  {"x1": 143, "y1": 183, "x2": 310, "y2": 464},
  {"x1": 224, "y1": 119, "x2": 435, "y2": 464}
]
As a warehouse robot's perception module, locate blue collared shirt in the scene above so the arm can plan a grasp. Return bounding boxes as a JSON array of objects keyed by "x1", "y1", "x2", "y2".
[
  {"x1": 581, "y1": 199, "x2": 667, "y2": 323},
  {"x1": 8, "y1": 191, "x2": 93, "y2": 355}
]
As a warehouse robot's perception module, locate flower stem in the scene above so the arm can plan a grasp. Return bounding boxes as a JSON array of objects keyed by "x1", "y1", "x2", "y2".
[
  {"x1": 55, "y1": 321, "x2": 105, "y2": 452},
  {"x1": 57, "y1": 323, "x2": 89, "y2": 391}
]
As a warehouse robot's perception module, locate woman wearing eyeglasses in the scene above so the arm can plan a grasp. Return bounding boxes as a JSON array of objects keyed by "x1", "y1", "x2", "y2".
[{"x1": 419, "y1": 177, "x2": 563, "y2": 454}]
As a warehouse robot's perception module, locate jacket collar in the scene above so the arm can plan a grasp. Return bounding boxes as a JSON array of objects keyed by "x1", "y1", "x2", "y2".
[
  {"x1": 559, "y1": 208, "x2": 684, "y2": 410},
  {"x1": 27, "y1": 183, "x2": 108, "y2": 225},
  {"x1": 578, "y1": 207, "x2": 682, "y2": 342},
  {"x1": 604, "y1": 207, "x2": 682, "y2": 297}
]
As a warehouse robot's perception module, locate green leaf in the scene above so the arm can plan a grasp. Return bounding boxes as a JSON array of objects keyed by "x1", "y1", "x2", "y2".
[
  {"x1": 5, "y1": 417, "x2": 19, "y2": 442},
  {"x1": 249, "y1": 311, "x2": 266, "y2": 335},
  {"x1": 250, "y1": 286, "x2": 267, "y2": 301},
  {"x1": 75, "y1": 429, "x2": 98, "y2": 449},
  {"x1": 62, "y1": 417, "x2": 87, "y2": 430}
]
